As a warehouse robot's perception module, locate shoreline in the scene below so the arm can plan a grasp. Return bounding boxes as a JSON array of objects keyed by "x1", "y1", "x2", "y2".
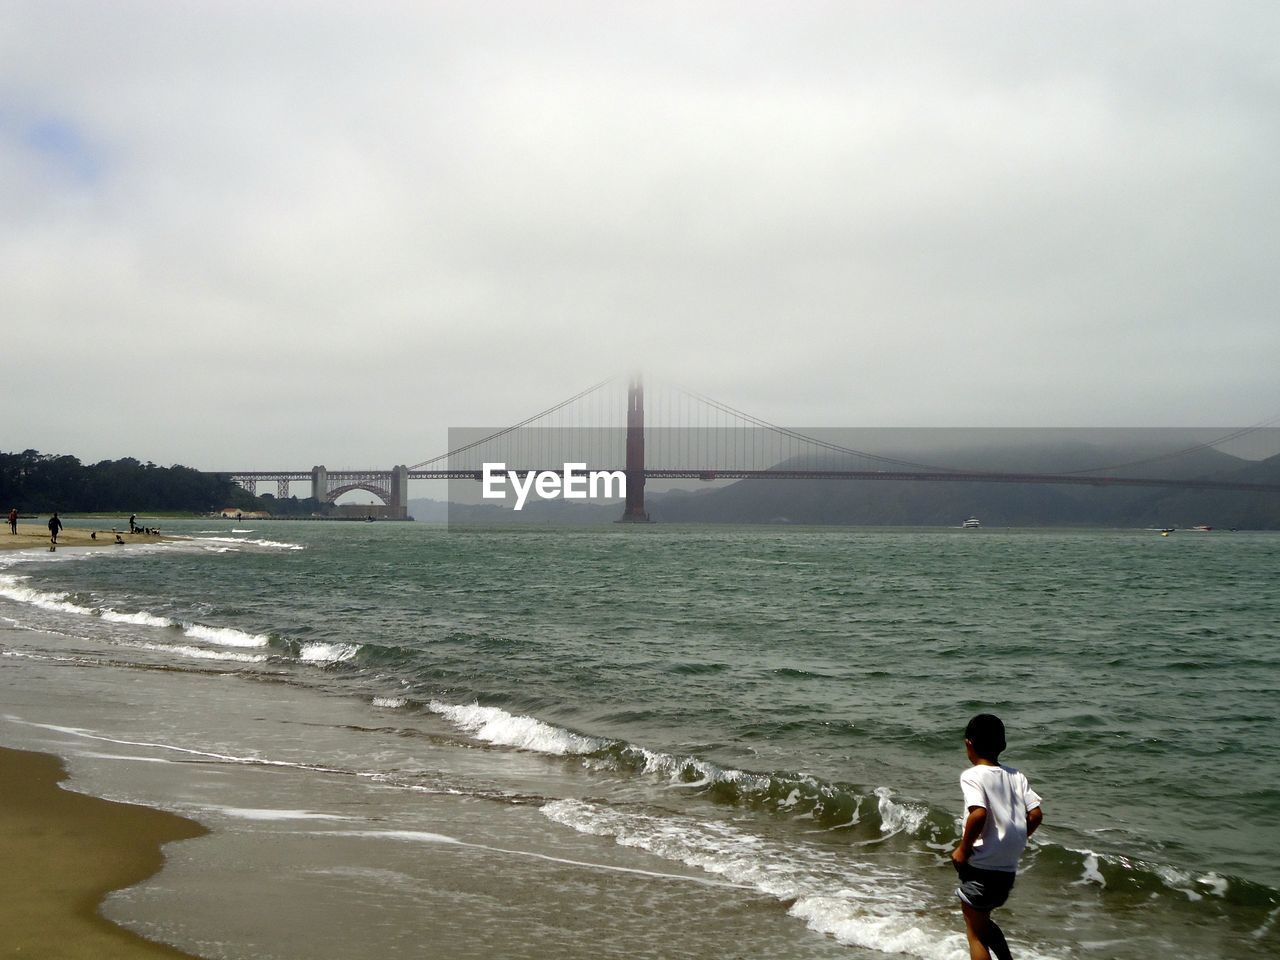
[
  {"x1": 0, "y1": 744, "x2": 207, "y2": 959},
  {"x1": 1, "y1": 522, "x2": 169, "y2": 551}
]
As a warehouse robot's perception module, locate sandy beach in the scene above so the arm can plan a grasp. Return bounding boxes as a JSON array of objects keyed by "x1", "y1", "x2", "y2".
[
  {"x1": 0, "y1": 525, "x2": 199, "y2": 955},
  {"x1": 0, "y1": 745, "x2": 206, "y2": 959},
  {"x1": 2, "y1": 522, "x2": 167, "y2": 551}
]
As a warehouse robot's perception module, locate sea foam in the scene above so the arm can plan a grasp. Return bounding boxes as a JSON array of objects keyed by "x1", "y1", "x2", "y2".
[
  {"x1": 101, "y1": 608, "x2": 173, "y2": 628},
  {"x1": 428, "y1": 701, "x2": 607, "y2": 755},
  {"x1": 0, "y1": 578, "x2": 94, "y2": 617},
  {"x1": 131, "y1": 641, "x2": 267, "y2": 663},
  {"x1": 211, "y1": 806, "x2": 360, "y2": 821},
  {"x1": 183, "y1": 623, "x2": 271, "y2": 648},
  {"x1": 194, "y1": 536, "x2": 304, "y2": 551},
  {"x1": 299, "y1": 642, "x2": 360, "y2": 664}
]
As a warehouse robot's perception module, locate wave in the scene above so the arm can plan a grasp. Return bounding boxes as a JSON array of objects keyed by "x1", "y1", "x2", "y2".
[
  {"x1": 100, "y1": 608, "x2": 172, "y2": 628},
  {"x1": 540, "y1": 797, "x2": 1062, "y2": 960},
  {"x1": 427, "y1": 701, "x2": 609, "y2": 755},
  {"x1": 0, "y1": 577, "x2": 97, "y2": 617},
  {"x1": 181, "y1": 623, "x2": 271, "y2": 648},
  {"x1": 235, "y1": 538, "x2": 305, "y2": 550},
  {"x1": 129, "y1": 641, "x2": 268, "y2": 663},
  {"x1": 1037, "y1": 842, "x2": 1273, "y2": 908},
  {"x1": 189, "y1": 536, "x2": 304, "y2": 551},
  {"x1": 422, "y1": 698, "x2": 934, "y2": 836},
  {"x1": 422, "y1": 697, "x2": 1277, "y2": 917},
  {"x1": 538, "y1": 796, "x2": 1267, "y2": 958},
  {"x1": 0, "y1": 572, "x2": 300, "y2": 660},
  {"x1": 9, "y1": 584, "x2": 401, "y2": 675},
  {"x1": 0, "y1": 577, "x2": 271, "y2": 650},
  {"x1": 299, "y1": 642, "x2": 360, "y2": 664}
]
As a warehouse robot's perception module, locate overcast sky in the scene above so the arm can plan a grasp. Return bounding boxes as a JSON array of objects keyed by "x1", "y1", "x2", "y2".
[{"x1": 4, "y1": 1, "x2": 1278, "y2": 472}]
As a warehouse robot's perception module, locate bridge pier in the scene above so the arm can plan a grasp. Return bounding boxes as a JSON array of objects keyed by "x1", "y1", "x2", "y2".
[
  {"x1": 311, "y1": 466, "x2": 327, "y2": 503},
  {"x1": 391, "y1": 464, "x2": 409, "y2": 516}
]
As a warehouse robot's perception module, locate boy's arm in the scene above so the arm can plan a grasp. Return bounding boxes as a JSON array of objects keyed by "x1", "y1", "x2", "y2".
[
  {"x1": 1027, "y1": 804, "x2": 1043, "y2": 837},
  {"x1": 951, "y1": 805, "x2": 987, "y2": 866}
]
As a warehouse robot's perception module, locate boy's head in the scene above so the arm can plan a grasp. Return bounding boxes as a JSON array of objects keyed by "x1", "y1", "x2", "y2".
[{"x1": 964, "y1": 713, "x2": 1006, "y2": 762}]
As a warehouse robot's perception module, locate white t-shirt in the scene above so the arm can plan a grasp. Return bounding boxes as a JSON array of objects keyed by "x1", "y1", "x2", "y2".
[{"x1": 960, "y1": 763, "x2": 1042, "y2": 872}]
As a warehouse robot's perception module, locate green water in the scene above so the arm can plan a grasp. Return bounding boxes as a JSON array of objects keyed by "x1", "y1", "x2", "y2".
[{"x1": 1, "y1": 522, "x2": 1277, "y2": 958}]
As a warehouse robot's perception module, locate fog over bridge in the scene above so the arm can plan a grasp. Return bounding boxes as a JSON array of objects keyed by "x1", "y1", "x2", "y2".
[{"x1": 220, "y1": 376, "x2": 1280, "y2": 522}]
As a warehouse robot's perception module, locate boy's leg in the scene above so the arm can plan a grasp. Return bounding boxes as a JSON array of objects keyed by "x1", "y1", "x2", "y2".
[{"x1": 961, "y1": 903, "x2": 1012, "y2": 960}]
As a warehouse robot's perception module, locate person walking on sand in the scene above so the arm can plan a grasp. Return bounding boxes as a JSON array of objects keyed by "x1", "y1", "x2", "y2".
[
  {"x1": 47, "y1": 512, "x2": 63, "y2": 545},
  {"x1": 7, "y1": 508, "x2": 16, "y2": 534},
  {"x1": 951, "y1": 714, "x2": 1043, "y2": 960},
  {"x1": 129, "y1": 513, "x2": 137, "y2": 534}
]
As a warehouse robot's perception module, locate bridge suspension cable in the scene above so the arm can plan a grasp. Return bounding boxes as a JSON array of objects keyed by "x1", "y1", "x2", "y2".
[
  {"x1": 661, "y1": 380, "x2": 962, "y2": 474},
  {"x1": 1061, "y1": 412, "x2": 1280, "y2": 475},
  {"x1": 409, "y1": 375, "x2": 622, "y2": 470}
]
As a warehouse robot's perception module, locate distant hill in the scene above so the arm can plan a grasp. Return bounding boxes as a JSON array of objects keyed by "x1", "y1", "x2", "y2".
[{"x1": 649, "y1": 443, "x2": 1280, "y2": 528}]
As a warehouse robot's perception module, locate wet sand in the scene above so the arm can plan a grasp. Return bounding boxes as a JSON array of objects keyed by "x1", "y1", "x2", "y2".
[
  {"x1": 0, "y1": 745, "x2": 207, "y2": 959},
  {"x1": 1, "y1": 523, "x2": 167, "y2": 551}
]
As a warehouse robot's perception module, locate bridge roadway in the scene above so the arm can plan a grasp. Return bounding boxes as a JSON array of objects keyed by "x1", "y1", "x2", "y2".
[{"x1": 224, "y1": 467, "x2": 1280, "y2": 497}]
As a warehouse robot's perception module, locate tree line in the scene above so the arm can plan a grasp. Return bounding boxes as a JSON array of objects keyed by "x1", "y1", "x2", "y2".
[{"x1": 0, "y1": 450, "x2": 260, "y2": 514}]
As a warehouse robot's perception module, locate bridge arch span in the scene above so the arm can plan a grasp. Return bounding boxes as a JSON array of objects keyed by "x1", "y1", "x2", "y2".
[
  {"x1": 327, "y1": 481, "x2": 392, "y2": 506},
  {"x1": 308, "y1": 465, "x2": 410, "y2": 518}
]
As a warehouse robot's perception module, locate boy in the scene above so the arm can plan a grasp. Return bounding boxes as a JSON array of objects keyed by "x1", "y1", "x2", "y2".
[{"x1": 951, "y1": 713, "x2": 1043, "y2": 960}]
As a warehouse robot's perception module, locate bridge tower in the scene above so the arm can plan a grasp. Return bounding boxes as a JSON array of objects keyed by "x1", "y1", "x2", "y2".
[
  {"x1": 620, "y1": 375, "x2": 650, "y2": 522},
  {"x1": 311, "y1": 465, "x2": 327, "y2": 502}
]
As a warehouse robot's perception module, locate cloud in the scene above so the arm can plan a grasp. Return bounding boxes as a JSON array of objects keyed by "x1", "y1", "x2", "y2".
[{"x1": 2, "y1": 2, "x2": 1278, "y2": 470}]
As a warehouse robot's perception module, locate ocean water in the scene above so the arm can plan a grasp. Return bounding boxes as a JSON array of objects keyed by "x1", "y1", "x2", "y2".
[{"x1": 1, "y1": 520, "x2": 1277, "y2": 959}]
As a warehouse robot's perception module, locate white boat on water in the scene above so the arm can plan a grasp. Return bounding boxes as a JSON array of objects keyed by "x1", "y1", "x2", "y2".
[{"x1": 961, "y1": 517, "x2": 981, "y2": 528}]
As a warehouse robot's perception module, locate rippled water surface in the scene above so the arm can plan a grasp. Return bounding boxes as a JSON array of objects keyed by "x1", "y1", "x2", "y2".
[{"x1": 2, "y1": 521, "x2": 1277, "y2": 959}]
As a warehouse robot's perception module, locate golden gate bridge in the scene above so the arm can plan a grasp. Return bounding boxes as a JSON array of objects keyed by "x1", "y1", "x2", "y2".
[{"x1": 220, "y1": 375, "x2": 1280, "y2": 520}]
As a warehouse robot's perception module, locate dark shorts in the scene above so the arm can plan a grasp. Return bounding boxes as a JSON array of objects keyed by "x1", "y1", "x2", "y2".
[{"x1": 955, "y1": 863, "x2": 1016, "y2": 912}]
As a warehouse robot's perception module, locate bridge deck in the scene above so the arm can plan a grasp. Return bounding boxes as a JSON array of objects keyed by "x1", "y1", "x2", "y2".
[{"x1": 396, "y1": 469, "x2": 1280, "y2": 493}]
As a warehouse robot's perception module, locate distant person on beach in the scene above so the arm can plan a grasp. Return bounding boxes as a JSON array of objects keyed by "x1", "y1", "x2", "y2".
[
  {"x1": 951, "y1": 714, "x2": 1043, "y2": 960},
  {"x1": 47, "y1": 513, "x2": 63, "y2": 545},
  {"x1": 7, "y1": 508, "x2": 16, "y2": 534},
  {"x1": 129, "y1": 514, "x2": 137, "y2": 533}
]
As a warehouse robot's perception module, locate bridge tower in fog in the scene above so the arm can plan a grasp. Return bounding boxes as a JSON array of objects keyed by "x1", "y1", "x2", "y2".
[{"x1": 620, "y1": 375, "x2": 649, "y2": 522}]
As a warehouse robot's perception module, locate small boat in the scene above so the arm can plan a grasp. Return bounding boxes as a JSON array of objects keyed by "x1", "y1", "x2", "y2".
[
  {"x1": 961, "y1": 517, "x2": 981, "y2": 529},
  {"x1": 1191, "y1": 524, "x2": 1213, "y2": 532}
]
